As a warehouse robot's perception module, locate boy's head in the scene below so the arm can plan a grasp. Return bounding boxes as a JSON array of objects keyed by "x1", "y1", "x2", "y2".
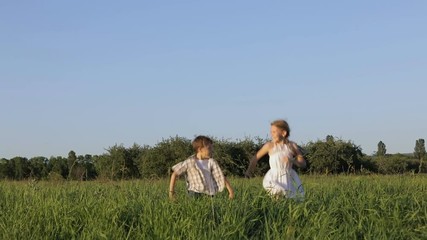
[{"x1": 192, "y1": 135, "x2": 213, "y2": 159}]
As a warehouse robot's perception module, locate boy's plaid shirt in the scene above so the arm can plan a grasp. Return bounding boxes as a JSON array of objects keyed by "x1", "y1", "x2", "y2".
[{"x1": 172, "y1": 155, "x2": 225, "y2": 194}]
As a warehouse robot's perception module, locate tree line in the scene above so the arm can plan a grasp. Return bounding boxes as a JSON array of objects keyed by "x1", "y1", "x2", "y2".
[{"x1": 0, "y1": 136, "x2": 425, "y2": 181}]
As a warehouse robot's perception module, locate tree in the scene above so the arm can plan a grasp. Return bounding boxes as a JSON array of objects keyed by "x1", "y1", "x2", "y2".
[
  {"x1": 67, "y1": 150, "x2": 77, "y2": 179},
  {"x1": 137, "y1": 136, "x2": 192, "y2": 178},
  {"x1": 414, "y1": 139, "x2": 426, "y2": 173},
  {"x1": 28, "y1": 156, "x2": 49, "y2": 180},
  {"x1": 213, "y1": 136, "x2": 268, "y2": 176},
  {"x1": 305, "y1": 136, "x2": 363, "y2": 174},
  {"x1": 92, "y1": 154, "x2": 112, "y2": 180},
  {"x1": 124, "y1": 144, "x2": 144, "y2": 179},
  {"x1": 10, "y1": 157, "x2": 30, "y2": 180},
  {"x1": 0, "y1": 158, "x2": 10, "y2": 179},
  {"x1": 48, "y1": 156, "x2": 68, "y2": 179},
  {"x1": 376, "y1": 154, "x2": 408, "y2": 174},
  {"x1": 94, "y1": 144, "x2": 144, "y2": 180},
  {"x1": 105, "y1": 145, "x2": 127, "y2": 180},
  {"x1": 377, "y1": 141, "x2": 386, "y2": 156},
  {"x1": 71, "y1": 155, "x2": 85, "y2": 180},
  {"x1": 81, "y1": 154, "x2": 97, "y2": 180}
]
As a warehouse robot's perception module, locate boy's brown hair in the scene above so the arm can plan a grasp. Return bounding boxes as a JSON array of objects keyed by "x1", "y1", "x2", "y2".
[{"x1": 192, "y1": 135, "x2": 213, "y2": 152}]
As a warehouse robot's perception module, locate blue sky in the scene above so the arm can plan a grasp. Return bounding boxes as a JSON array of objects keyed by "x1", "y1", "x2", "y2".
[{"x1": 1, "y1": 1, "x2": 426, "y2": 159}]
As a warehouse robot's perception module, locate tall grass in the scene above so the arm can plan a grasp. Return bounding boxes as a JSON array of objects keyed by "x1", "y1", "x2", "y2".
[{"x1": 0, "y1": 175, "x2": 426, "y2": 239}]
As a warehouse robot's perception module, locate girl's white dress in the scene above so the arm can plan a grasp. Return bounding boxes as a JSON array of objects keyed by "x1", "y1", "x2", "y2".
[{"x1": 262, "y1": 143, "x2": 305, "y2": 199}]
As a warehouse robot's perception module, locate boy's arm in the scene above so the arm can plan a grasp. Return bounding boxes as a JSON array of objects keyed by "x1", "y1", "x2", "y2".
[
  {"x1": 169, "y1": 159, "x2": 189, "y2": 200},
  {"x1": 169, "y1": 171, "x2": 178, "y2": 200},
  {"x1": 224, "y1": 177, "x2": 234, "y2": 199}
]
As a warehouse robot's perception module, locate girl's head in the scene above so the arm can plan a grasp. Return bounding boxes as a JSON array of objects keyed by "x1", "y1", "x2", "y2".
[
  {"x1": 270, "y1": 119, "x2": 290, "y2": 143},
  {"x1": 192, "y1": 135, "x2": 213, "y2": 159}
]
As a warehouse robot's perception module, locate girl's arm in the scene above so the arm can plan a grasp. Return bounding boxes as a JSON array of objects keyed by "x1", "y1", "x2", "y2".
[
  {"x1": 290, "y1": 142, "x2": 306, "y2": 168},
  {"x1": 245, "y1": 143, "x2": 270, "y2": 177}
]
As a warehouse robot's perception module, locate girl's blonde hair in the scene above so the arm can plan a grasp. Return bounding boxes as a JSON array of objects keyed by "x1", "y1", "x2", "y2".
[
  {"x1": 271, "y1": 119, "x2": 290, "y2": 139},
  {"x1": 271, "y1": 119, "x2": 296, "y2": 153}
]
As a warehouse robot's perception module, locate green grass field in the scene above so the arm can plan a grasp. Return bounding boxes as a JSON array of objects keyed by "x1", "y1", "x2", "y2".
[{"x1": 0, "y1": 175, "x2": 426, "y2": 239}]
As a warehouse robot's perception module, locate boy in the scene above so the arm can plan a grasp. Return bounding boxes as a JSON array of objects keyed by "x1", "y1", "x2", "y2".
[{"x1": 169, "y1": 135, "x2": 234, "y2": 200}]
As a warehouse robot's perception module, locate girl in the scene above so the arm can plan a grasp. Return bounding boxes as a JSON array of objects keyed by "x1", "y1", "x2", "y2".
[{"x1": 245, "y1": 119, "x2": 306, "y2": 199}]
